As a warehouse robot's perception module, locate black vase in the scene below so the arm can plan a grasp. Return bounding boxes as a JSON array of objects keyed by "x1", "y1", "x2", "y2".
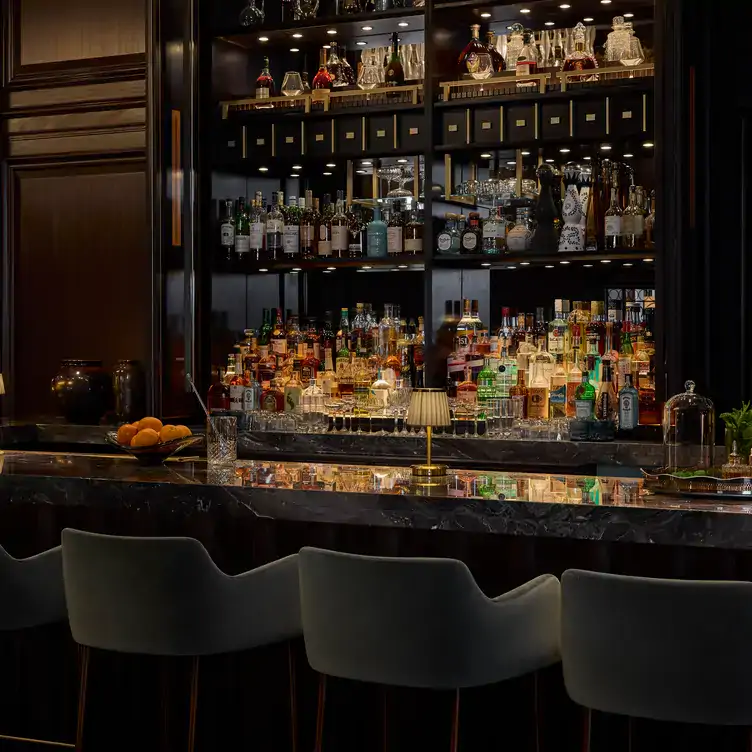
[
  {"x1": 51, "y1": 360, "x2": 113, "y2": 425},
  {"x1": 112, "y1": 360, "x2": 146, "y2": 422}
]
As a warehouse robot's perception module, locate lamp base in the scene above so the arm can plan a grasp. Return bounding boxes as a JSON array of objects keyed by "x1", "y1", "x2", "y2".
[{"x1": 411, "y1": 463, "x2": 448, "y2": 486}]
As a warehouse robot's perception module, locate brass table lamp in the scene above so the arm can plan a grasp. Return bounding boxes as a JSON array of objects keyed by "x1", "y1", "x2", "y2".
[{"x1": 406, "y1": 388, "x2": 452, "y2": 485}]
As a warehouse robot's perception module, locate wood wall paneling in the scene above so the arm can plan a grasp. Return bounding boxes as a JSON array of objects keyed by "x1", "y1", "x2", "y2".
[{"x1": 9, "y1": 159, "x2": 150, "y2": 419}]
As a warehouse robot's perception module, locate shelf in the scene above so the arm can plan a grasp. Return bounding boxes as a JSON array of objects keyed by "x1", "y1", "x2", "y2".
[
  {"x1": 432, "y1": 250, "x2": 657, "y2": 269},
  {"x1": 212, "y1": 254, "x2": 426, "y2": 274}
]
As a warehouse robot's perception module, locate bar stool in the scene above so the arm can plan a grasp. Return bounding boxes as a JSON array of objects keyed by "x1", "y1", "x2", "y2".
[
  {"x1": 0, "y1": 544, "x2": 68, "y2": 747},
  {"x1": 61, "y1": 529, "x2": 301, "y2": 752},
  {"x1": 298, "y1": 546, "x2": 561, "y2": 751},
  {"x1": 561, "y1": 569, "x2": 752, "y2": 749}
]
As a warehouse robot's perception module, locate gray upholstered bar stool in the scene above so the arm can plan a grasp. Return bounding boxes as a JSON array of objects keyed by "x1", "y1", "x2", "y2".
[
  {"x1": 298, "y1": 546, "x2": 561, "y2": 752},
  {"x1": 561, "y1": 569, "x2": 752, "y2": 750},
  {"x1": 61, "y1": 528, "x2": 301, "y2": 752},
  {"x1": 0, "y1": 544, "x2": 68, "y2": 747}
]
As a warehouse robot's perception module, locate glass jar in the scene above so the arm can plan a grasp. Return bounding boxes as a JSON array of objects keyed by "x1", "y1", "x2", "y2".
[{"x1": 662, "y1": 380, "x2": 715, "y2": 472}]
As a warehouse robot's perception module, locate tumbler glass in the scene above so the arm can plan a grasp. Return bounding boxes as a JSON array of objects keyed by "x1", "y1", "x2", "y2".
[{"x1": 207, "y1": 415, "x2": 237, "y2": 465}]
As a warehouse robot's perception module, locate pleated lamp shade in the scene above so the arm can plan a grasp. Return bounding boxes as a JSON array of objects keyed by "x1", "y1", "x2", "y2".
[{"x1": 406, "y1": 388, "x2": 451, "y2": 428}]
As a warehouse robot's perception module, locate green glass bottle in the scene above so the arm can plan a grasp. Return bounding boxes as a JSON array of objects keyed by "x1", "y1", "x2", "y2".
[
  {"x1": 477, "y1": 356, "x2": 497, "y2": 405},
  {"x1": 259, "y1": 308, "x2": 272, "y2": 346},
  {"x1": 574, "y1": 372, "x2": 596, "y2": 420}
]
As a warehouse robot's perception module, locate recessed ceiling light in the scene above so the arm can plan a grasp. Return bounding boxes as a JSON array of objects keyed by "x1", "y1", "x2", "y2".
[
  {"x1": 545, "y1": 21, "x2": 555, "y2": 26},
  {"x1": 559, "y1": 3, "x2": 570, "y2": 8},
  {"x1": 356, "y1": 169, "x2": 367, "y2": 174},
  {"x1": 363, "y1": 265, "x2": 372, "y2": 269},
  {"x1": 481, "y1": 12, "x2": 492, "y2": 18},
  {"x1": 560, "y1": 260, "x2": 570, "y2": 265},
  {"x1": 583, "y1": 264, "x2": 593, "y2": 268},
  {"x1": 520, "y1": 262, "x2": 530, "y2": 266},
  {"x1": 560, "y1": 148, "x2": 570, "y2": 153},
  {"x1": 545, "y1": 264, "x2": 555, "y2": 268},
  {"x1": 507, "y1": 25, "x2": 513, "y2": 30},
  {"x1": 361, "y1": 25, "x2": 373, "y2": 30},
  {"x1": 583, "y1": 156, "x2": 592, "y2": 160},
  {"x1": 506, "y1": 160, "x2": 516, "y2": 165},
  {"x1": 521, "y1": 150, "x2": 531, "y2": 156},
  {"x1": 293, "y1": 33, "x2": 303, "y2": 38},
  {"x1": 520, "y1": 8, "x2": 531, "y2": 13},
  {"x1": 623, "y1": 263, "x2": 633, "y2": 267},
  {"x1": 323, "y1": 270, "x2": 332, "y2": 274},
  {"x1": 362, "y1": 161, "x2": 372, "y2": 165},
  {"x1": 327, "y1": 29, "x2": 337, "y2": 34},
  {"x1": 326, "y1": 162, "x2": 336, "y2": 167},
  {"x1": 601, "y1": 144, "x2": 612, "y2": 151},
  {"x1": 583, "y1": 16, "x2": 594, "y2": 21},
  {"x1": 545, "y1": 158, "x2": 555, "y2": 163},
  {"x1": 600, "y1": 0, "x2": 611, "y2": 4},
  {"x1": 326, "y1": 266, "x2": 336, "y2": 270},
  {"x1": 624, "y1": 12, "x2": 634, "y2": 17},
  {"x1": 643, "y1": 258, "x2": 654, "y2": 262},
  {"x1": 601, "y1": 259, "x2": 612, "y2": 263},
  {"x1": 398, "y1": 21, "x2": 409, "y2": 27},
  {"x1": 293, "y1": 267, "x2": 302, "y2": 271},
  {"x1": 323, "y1": 171, "x2": 333, "y2": 176},
  {"x1": 398, "y1": 264, "x2": 408, "y2": 269},
  {"x1": 293, "y1": 165, "x2": 302, "y2": 170},
  {"x1": 481, "y1": 262, "x2": 491, "y2": 267},
  {"x1": 623, "y1": 153, "x2": 634, "y2": 158},
  {"x1": 259, "y1": 167, "x2": 269, "y2": 172},
  {"x1": 480, "y1": 152, "x2": 492, "y2": 158},
  {"x1": 356, "y1": 41, "x2": 367, "y2": 45},
  {"x1": 259, "y1": 268, "x2": 269, "y2": 272},
  {"x1": 643, "y1": 141, "x2": 655, "y2": 148},
  {"x1": 290, "y1": 47, "x2": 299, "y2": 52},
  {"x1": 259, "y1": 36, "x2": 269, "y2": 42},
  {"x1": 322, "y1": 44, "x2": 331, "y2": 49},
  {"x1": 397, "y1": 158, "x2": 408, "y2": 163},
  {"x1": 507, "y1": 266, "x2": 517, "y2": 269},
  {"x1": 290, "y1": 174, "x2": 298, "y2": 178}
]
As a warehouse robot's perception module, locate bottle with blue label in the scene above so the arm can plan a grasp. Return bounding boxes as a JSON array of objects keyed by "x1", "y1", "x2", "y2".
[
  {"x1": 618, "y1": 373, "x2": 639, "y2": 430},
  {"x1": 366, "y1": 206, "x2": 387, "y2": 258}
]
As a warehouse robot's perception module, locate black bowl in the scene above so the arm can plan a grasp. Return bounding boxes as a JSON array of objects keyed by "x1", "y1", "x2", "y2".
[{"x1": 105, "y1": 432, "x2": 203, "y2": 465}]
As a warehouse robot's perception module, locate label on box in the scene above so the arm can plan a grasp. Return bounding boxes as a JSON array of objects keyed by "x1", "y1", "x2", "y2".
[
  {"x1": 622, "y1": 110, "x2": 633, "y2": 119},
  {"x1": 481, "y1": 121, "x2": 492, "y2": 130},
  {"x1": 550, "y1": 116, "x2": 561, "y2": 124},
  {"x1": 256, "y1": 138, "x2": 265, "y2": 145},
  {"x1": 315, "y1": 134, "x2": 324, "y2": 142},
  {"x1": 345, "y1": 132, "x2": 355, "y2": 139},
  {"x1": 285, "y1": 136, "x2": 294, "y2": 143},
  {"x1": 448, "y1": 124, "x2": 458, "y2": 132},
  {"x1": 409, "y1": 127, "x2": 419, "y2": 135},
  {"x1": 516, "y1": 119, "x2": 526, "y2": 127},
  {"x1": 377, "y1": 129, "x2": 386, "y2": 137},
  {"x1": 585, "y1": 113, "x2": 596, "y2": 122}
]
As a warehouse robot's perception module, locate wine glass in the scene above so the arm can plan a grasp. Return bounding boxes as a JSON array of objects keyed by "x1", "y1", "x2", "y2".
[
  {"x1": 377, "y1": 165, "x2": 402, "y2": 195},
  {"x1": 239, "y1": 0, "x2": 265, "y2": 26},
  {"x1": 281, "y1": 72, "x2": 304, "y2": 96},
  {"x1": 387, "y1": 166, "x2": 413, "y2": 197}
]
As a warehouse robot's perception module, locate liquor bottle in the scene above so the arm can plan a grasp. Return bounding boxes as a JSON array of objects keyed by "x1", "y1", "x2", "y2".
[
  {"x1": 220, "y1": 199, "x2": 235, "y2": 254},
  {"x1": 234, "y1": 198, "x2": 250, "y2": 257},
  {"x1": 383, "y1": 336, "x2": 402, "y2": 388},
  {"x1": 509, "y1": 370, "x2": 528, "y2": 418},
  {"x1": 283, "y1": 195, "x2": 300, "y2": 258},
  {"x1": 317, "y1": 198, "x2": 332, "y2": 258},
  {"x1": 460, "y1": 212, "x2": 481, "y2": 254},
  {"x1": 618, "y1": 373, "x2": 639, "y2": 430},
  {"x1": 617, "y1": 330, "x2": 633, "y2": 393},
  {"x1": 261, "y1": 373, "x2": 285, "y2": 412},
  {"x1": 573, "y1": 372, "x2": 596, "y2": 420},
  {"x1": 301, "y1": 376, "x2": 325, "y2": 421},
  {"x1": 549, "y1": 355, "x2": 568, "y2": 419},
  {"x1": 384, "y1": 32, "x2": 405, "y2": 86},
  {"x1": 486, "y1": 31, "x2": 505, "y2": 73},
  {"x1": 515, "y1": 30, "x2": 538, "y2": 88},
  {"x1": 436, "y1": 214, "x2": 461, "y2": 255},
  {"x1": 547, "y1": 299, "x2": 570, "y2": 358},
  {"x1": 387, "y1": 203, "x2": 404, "y2": 256},
  {"x1": 596, "y1": 360, "x2": 617, "y2": 421},
  {"x1": 457, "y1": 366, "x2": 478, "y2": 405},
  {"x1": 624, "y1": 185, "x2": 646, "y2": 249},
  {"x1": 259, "y1": 308, "x2": 272, "y2": 346},
  {"x1": 566, "y1": 351, "x2": 582, "y2": 418},
  {"x1": 585, "y1": 164, "x2": 604, "y2": 251},
  {"x1": 336, "y1": 308, "x2": 351, "y2": 369},
  {"x1": 527, "y1": 354, "x2": 550, "y2": 420},
  {"x1": 286, "y1": 315, "x2": 303, "y2": 355},
  {"x1": 265, "y1": 191, "x2": 284, "y2": 260},
  {"x1": 482, "y1": 206, "x2": 505, "y2": 255},
  {"x1": 313, "y1": 49, "x2": 333, "y2": 90},
  {"x1": 243, "y1": 369, "x2": 262, "y2": 413},
  {"x1": 229, "y1": 354, "x2": 246, "y2": 411},
  {"x1": 367, "y1": 206, "x2": 387, "y2": 258},
  {"x1": 255, "y1": 57, "x2": 275, "y2": 100},
  {"x1": 326, "y1": 42, "x2": 350, "y2": 88},
  {"x1": 271, "y1": 308, "x2": 288, "y2": 366},
  {"x1": 320, "y1": 348, "x2": 339, "y2": 397},
  {"x1": 284, "y1": 369, "x2": 303, "y2": 412},
  {"x1": 604, "y1": 187, "x2": 622, "y2": 250},
  {"x1": 644, "y1": 190, "x2": 655, "y2": 249},
  {"x1": 477, "y1": 357, "x2": 497, "y2": 405},
  {"x1": 321, "y1": 312, "x2": 335, "y2": 353},
  {"x1": 300, "y1": 191, "x2": 317, "y2": 258},
  {"x1": 455, "y1": 299, "x2": 473, "y2": 356},
  {"x1": 497, "y1": 339, "x2": 517, "y2": 397},
  {"x1": 330, "y1": 197, "x2": 349, "y2": 257},
  {"x1": 370, "y1": 368, "x2": 391, "y2": 408},
  {"x1": 249, "y1": 193, "x2": 265, "y2": 259},
  {"x1": 562, "y1": 22, "x2": 598, "y2": 81},
  {"x1": 207, "y1": 369, "x2": 231, "y2": 413},
  {"x1": 348, "y1": 205, "x2": 366, "y2": 257},
  {"x1": 404, "y1": 208, "x2": 423, "y2": 255},
  {"x1": 243, "y1": 333, "x2": 260, "y2": 378},
  {"x1": 458, "y1": 25, "x2": 487, "y2": 75}
]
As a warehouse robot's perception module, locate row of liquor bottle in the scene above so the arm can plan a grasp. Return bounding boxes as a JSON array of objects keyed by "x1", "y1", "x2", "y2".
[
  {"x1": 207, "y1": 303, "x2": 426, "y2": 413},
  {"x1": 240, "y1": 0, "x2": 424, "y2": 28},
  {"x1": 219, "y1": 191, "x2": 423, "y2": 260},
  {"x1": 441, "y1": 298, "x2": 657, "y2": 427}
]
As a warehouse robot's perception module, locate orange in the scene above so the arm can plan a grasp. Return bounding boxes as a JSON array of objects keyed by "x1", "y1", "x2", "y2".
[
  {"x1": 159, "y1": 425, "x2": 182, "y2": 443},
  {"x1": 131, "y1": 428, "x2": 160, "y2": 448},
  {"x1": 175, "y1": 425, "x2": 192, "y2": 438},
  {"x1": 117, "y1": 423, "x2": 139, "y2": 446},
  {"x1": 137, "y1": 417, "x2": 163, "y2": 433}
]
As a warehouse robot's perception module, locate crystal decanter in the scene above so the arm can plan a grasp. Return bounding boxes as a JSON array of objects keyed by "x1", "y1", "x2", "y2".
[{"x1": 563, "y1": 22, "x2": 598, "y2": 82}]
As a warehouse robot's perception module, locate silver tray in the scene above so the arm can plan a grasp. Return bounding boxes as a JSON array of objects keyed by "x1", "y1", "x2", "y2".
[{"x1": 642, "y1": 468, "x2": 752, "y2": 501}]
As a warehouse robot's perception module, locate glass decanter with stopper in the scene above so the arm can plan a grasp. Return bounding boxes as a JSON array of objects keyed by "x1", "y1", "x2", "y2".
[
  {"x1": 458, "y1": 24, "x2": 488, "y2": 76},
  {"x1": 515, "y1": 30, "x2": 539, "y2": 88},
  {"x1": 326, "y1": 43, "x2": 352, "y2": 88},
  {"x1": 485, "y1": 31, "x2": 505, "y2": 72},
  {"x1": 505, "y1": 23, "x2": 525, "y2": 73},
  {"x1": 563, "y1": 22, "x2": 598, "y2": 82},
  {"x1": 621, "y1": 22, "x2": 645, "y2": 66},
  {"x1": 605, "y1": 16, "x2": 630, "y2": 63}
]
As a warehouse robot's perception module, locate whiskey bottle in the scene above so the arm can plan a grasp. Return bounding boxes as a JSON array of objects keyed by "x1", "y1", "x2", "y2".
[
  {"x1": 249, "y1": 193, "x2": 265, "y2": 259},
  {"x1": 573, "y1": 372, "x2": 596, "y2": 420},
  {"x1": 509, "y1": 370, "x2": 529, "y2": 418},
  {"x1": 220, "y1": 199, "x2": 235, "y2": 255},
  {"x1": 284, "y1": 369, "x2": 303, "y2": 412},
  {"x1": 404, "y1": 208, "x2": 423, "y2": 255},
  {"x1": 384, "y1": 32, "x2": 405, "y2": 86},
  {"x1": 563, "y1": 22, "x2": 598, "y2": 82},
  {"x1": 486, "y1": 31, "x2": 505, "y2": 73},
  {"x1": 207, "y1": 369, "x2": 231, "y2": 413},
  {"x1": 330, "y1": 197, "x2": 349, "y2": 257},
  {"x1": 255, "y1": 57, "x2": 275, "y2": 100},
  {"x1": 387, "y1": 202, "x2": 404, "y2": 256},
  {"x1": 326, "y1": 42, "x2": 350, "y2": 88},
  {"x1": 596, "y1": 360, "x2": 617, "y2": 421},
  {"x1": 481, "y1": 206, "x2": 505, "y2": 255},
  {"x1": 457, "y1": 365, "x2": 478, "y2": 405},
  {"x1": 604, "y1": 187, "x2": 622, "y2": 250},
  {"x1": 265, "y1": 191, "x2": 284, "y2": 260},
  {"x1": 458, "y1": 25, "x2": 487, "y2": 75},
  {"x1": 283, "y1": 195, "x2": 300, "y2": 258},
  {"x1": 460, "y1": 212, "x2": 481, "y2": 254},
  {"x1": 300, "y1": 191, "x2": 316, "y2": 259},
  {"x1": 234, "y1": 198, "x2": 250, "y2": 257},
  {"x1": 271, "y1": 308, "x2": 288, "y2": 367},
  {"x1": 312, "y1": 48, "x2": 333, "y2": 90},
  {"x1": 316, "y1": 197, "x2": 332, "y2": 258}
]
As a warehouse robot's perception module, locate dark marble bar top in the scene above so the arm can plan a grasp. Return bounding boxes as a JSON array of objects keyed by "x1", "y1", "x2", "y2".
[{"x1": 0, "y1": 450, "x2": 750, "y2": 550}]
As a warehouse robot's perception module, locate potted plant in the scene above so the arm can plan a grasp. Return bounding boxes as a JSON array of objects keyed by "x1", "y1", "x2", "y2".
[{"x1": 720, "y1": 402, "x2": 752, "y2": 461}]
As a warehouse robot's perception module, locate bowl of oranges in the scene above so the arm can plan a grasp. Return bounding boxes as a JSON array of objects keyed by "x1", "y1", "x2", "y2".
[{"x1": 106, "y1": 418, "x2": 201, "y2": 464}]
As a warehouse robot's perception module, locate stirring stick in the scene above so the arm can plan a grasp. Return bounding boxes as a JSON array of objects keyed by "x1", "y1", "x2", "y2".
[{"x1": 185, "y1": 373, "x2": 210, "y2": 418}]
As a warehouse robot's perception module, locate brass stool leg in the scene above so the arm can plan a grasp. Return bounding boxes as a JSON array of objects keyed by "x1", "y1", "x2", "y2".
[
  {"x1": 449, "y1": 689, "x2": 460, "y2": 752},
  {"x1": 75, "y1": 646, "x2": 90, "y2": 752},
  {"x1": 382, "y1": 687, "x2": 388, "y2": 752},
  {"x1": 288, "y1": 645, "x2": 298, "y2": 752},
  {"x1": 187, "y1": 656, "x2": 200, "y2": 752},
  {"x1": 314, "y1": 674, "x2": 327, "y2": 752},
  {"x1": 533, "y1": 671, "x2": 540, "y2": 752},
  {"x1": 581, "y1": 707, "x2": 591, "y2": 752}
]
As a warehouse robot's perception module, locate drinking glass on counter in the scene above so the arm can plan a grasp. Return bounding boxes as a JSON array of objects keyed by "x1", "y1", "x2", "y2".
[{"x1": 207, "y1": 415, "x2": 237, "y2": 465}]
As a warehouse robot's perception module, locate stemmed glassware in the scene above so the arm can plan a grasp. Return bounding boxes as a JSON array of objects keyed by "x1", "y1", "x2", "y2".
[
  {"x1": 281, "y1": 72, "x2": 304, "y2": 96},
  {"x1": 387, "y1": 166, "x2": 413, "y2": 198},
  {"x1": 239, "y1": 0, "x2": 265, "y2": 26},
  {"x1": 377, "y1": 165, "x2": 403, "y2": 195}
]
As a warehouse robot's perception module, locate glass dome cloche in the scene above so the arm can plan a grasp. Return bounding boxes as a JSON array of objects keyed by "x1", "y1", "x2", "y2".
[{"x1": 662, "y1": 380, "x2": 715, "y2": 472}]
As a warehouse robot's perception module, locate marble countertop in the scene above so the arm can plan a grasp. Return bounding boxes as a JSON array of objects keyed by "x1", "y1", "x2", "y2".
[{"x1": 0, "y1": 450, "x2": 750, "y2": 550}]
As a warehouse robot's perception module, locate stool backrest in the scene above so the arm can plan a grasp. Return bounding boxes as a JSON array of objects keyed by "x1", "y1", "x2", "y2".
[
  {"x1": 562, "y1": 569, "x2": 752, "y2": 725},
  {"x1": 299, "y1": 547, "x2": 560, "y2": 689},
  {"x1": 0, "y1": 546, "x2": 65, "y2": 630},
  {"x1": 62, "y1": 528, "x2": 301, "y2": 656}
]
